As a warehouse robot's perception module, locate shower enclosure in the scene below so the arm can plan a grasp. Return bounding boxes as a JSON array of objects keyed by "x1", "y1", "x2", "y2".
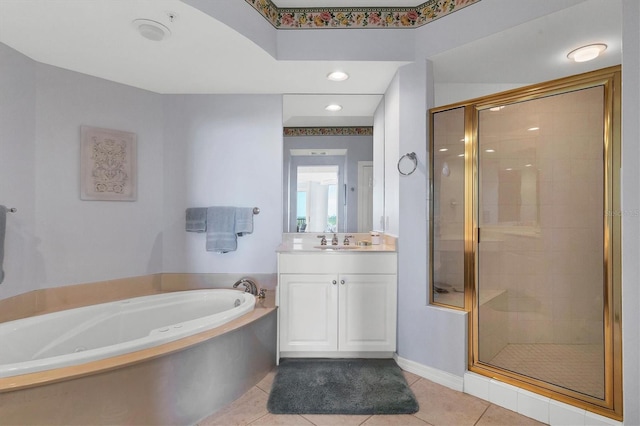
[{"x1": 429, "y1": 67, "x2": 622, "y2": 420}]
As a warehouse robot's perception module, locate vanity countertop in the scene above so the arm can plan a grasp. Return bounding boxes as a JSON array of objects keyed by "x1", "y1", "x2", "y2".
[{"x1": 276, "y1": 232, "x2": 396, "y2": 253}]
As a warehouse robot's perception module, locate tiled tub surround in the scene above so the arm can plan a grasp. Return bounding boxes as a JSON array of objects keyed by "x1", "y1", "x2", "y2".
[{"x1": 0, "y1": 274, "x2": 277, "y2": 425}]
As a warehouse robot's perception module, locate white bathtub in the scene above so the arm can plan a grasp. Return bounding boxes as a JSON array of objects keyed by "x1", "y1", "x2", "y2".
[{"x1": 0, "y1": 289, "x2": 255, "y2": 378}]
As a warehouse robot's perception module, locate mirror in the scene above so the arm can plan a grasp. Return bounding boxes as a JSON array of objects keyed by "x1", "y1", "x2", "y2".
[{"x1": 283, "y1": 94, "x2": 383, "y2": 233}]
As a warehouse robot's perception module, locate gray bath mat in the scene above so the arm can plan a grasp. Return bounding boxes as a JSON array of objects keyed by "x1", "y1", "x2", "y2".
[{"x1": 267, "y1": 358, "x2": 419, "y2": 415}]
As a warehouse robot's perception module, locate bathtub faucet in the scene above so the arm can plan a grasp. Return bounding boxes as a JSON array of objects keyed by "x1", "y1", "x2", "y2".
[{"x1": 233, "y1": 278, "x2": 258, "y2": 296}]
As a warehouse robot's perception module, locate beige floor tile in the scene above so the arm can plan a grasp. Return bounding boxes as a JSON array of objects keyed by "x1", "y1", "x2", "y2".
[
  {"x1": 302, "y1": 414, "x2": 372, "y2": 425},
  {"x1": 362, "y1": 414, "x2": 431, "y2": 425},
  {"x1": 410, "y1": 379, "x2": 490, "y2": 426},
  {"x1": 257, "y1": 368, "x2": 277, "y2": 394},
  {"x1": 476, "y1": 404, "x2": 545, "y2": 426},
  {"x1": 199, "y1": 387, "x2": 269, "y2": 426},
  {"x1": 250, "y1": 413, "x2": 314, "y2": 425},
  {"x1": 401, "y1": 370, "x2": 421, "y2": 386}
]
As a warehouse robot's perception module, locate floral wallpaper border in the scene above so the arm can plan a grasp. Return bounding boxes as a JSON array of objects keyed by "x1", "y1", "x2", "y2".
[
  {"x1": 245, "y1": 0, "x2": 480, "y2": 29},
  {"x1": 284, "y1": 127, "x2": 373, "y2": 136}
]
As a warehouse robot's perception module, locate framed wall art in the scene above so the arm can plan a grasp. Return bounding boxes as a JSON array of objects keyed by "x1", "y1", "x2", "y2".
[{"x1": 80, "y1": 126, "x2": 137, "y2": 201}]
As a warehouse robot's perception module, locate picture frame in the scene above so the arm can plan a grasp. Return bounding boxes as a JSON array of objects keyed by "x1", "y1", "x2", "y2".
[{"x1": 80, "y1": 126, "x2": 137, "y2": 201}]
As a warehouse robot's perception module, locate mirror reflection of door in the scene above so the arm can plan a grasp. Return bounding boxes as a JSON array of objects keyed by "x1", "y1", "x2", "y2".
[
  {"x1": 357, "y1": 161, "x2": 374, "y2": 232},
  {"x1": 297, "y1": 165, "x2": 339, "y2": 232}
]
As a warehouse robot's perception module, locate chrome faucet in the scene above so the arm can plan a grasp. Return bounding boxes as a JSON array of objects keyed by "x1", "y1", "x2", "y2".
[
  {"x1": 317, "y1": 234, "x2": 327, "y2": 245},
  {"x1": 343, "y1": 235, "x2": 354, "y2": 245},
  {"x1": 331, "y1": 233, "x2": 339, "y2": 245},
  {"x1": 232, "y1": 278, "x2": 258, "y2": 295}
]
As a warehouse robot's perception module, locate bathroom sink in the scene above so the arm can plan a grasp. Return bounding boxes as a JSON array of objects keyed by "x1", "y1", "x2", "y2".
[{"x1": 314, "y1": 245, "x2": 359, "y2": 250}]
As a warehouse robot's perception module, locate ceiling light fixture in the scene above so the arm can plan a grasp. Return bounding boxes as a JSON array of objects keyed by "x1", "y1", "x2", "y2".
[
  {"x1": 327, "y1": 71, "x2": 349, "y2": 81},
  {"x1": 132, "y1": 19, "x2": 171, "y2": 42},
  {"x1": 567, "y1": 44, "x2": 607, "y2": 62},
  {"x1": 325, "y1": 104, "x2": 342, "y2": 112},
  {"x1": 439, "y1": 148, "x2": 449, "y2": 152},
  {"x1": 528, "y1": 127, "x2": 539, "y2": 131}
]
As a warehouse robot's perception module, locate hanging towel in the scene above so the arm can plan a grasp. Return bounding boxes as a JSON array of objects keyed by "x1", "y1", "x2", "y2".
[
  {"x1": 206, "y1": 207, "x2": 237, "y2": 253},
  {"x1": 0, "y1": 206, "x2": 6, "y2": 284},
  {"x1": 235, "y1": 207, "x2": 254, "y2": 236},
  {"x1": 185, "y1": 207, "x2": 208, "y2": 232}
]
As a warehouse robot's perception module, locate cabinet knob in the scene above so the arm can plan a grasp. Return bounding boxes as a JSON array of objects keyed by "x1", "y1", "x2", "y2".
[
  {"x1": 332, "y1": 280, "x2": 337, "y2": 285},
  {"x1": 340, "y1": 280, "x2": 345, "y2": 285}
]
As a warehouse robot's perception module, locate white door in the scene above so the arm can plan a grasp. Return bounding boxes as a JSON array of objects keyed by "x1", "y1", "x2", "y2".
[
  {"x1": 338, "y1": 274, "x2": 397, "y2": 352},
  {"x1": 279, "y1": 274, "x2": 338, "y2": 352}
]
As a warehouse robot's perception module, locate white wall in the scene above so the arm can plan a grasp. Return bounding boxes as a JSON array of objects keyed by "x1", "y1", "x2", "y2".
[
  {"x1": 162, "y1": 95, "x2": 283, "y2": 273},
  {"x1": 0, "y1": 44, "x2": 284, "y2": 299},
  {"x1": 0, "y1": 44, "x2": 37, "y2": 299},
  {"x1": 33, "y1": 62, "x2": 165, "y2": 288},
  {"x1": 392, "y1": 61, "x2": 469, "y2": 377},
  {"x1": 621, "y1": 1, "x2": 640, "y2": 423},
  {"x1": 1, "y1": 44, "x2": 165, "y2": 296}
]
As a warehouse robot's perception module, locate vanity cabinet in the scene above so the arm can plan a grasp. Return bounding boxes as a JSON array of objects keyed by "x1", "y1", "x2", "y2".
[{"x1": 277, "y1": 252, "x2": 397, "y2": 357}]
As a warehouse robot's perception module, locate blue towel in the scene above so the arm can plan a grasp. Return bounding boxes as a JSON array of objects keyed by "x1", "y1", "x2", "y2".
[
  {"x1": 206, "y1": 207, "x2": 237, "y2": 253},
  {"x1": 0, "y1": 206, "x2": 5, "y2": 284},
  {"x1": 235, "y1": 207, "x2": 254, "y2": 236},
  {"x1": 185, "y1": 207, "x2": 207, "y2": 232}
]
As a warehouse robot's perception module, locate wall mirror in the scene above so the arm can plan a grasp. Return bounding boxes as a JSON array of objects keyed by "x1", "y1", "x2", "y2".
[{"x1": 282, "y1": 94, "x2": 383, "y2": 233}]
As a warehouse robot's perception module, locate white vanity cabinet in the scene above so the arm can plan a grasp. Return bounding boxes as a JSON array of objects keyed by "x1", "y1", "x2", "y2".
[{"x1": 277, "y1": 252, "x2": 397, "y2": 358}]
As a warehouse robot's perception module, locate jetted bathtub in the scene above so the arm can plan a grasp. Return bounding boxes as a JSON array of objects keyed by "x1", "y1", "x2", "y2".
[{"x1": 0, "y1": 289, "x2": 255, "y2": 378}]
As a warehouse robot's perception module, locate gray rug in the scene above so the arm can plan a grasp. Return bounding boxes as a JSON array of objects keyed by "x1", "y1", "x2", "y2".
[{"x1": 267, "y1": 358, "x2": 419, "y2": 415}]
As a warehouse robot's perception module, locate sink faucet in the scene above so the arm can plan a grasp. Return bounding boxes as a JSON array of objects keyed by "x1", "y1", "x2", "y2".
[
  {"x1": 232, "y1": 277, "x2": 258, "y2": 295},
  {"x1": 343, "y1": 235, "x2": 354, "y2": 245},
  {"x1": 317, "y1": 235, "x2": 327, "y2": 245},
  {"x1": 332, "y1": 233, "x2": 339, "y2": 245}
]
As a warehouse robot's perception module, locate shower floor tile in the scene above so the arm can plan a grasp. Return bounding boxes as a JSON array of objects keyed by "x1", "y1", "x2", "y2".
[{"x1": 488, "y1": 343, "x2": 604, "y2": 399}]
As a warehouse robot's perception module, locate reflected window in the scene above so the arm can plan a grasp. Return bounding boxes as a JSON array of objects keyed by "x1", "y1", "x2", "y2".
[{"x1": 297, "y1": 165, "x2": 339, "y2": 232}]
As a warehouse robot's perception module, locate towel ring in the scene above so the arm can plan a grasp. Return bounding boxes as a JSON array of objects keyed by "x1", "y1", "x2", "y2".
[{"x1": 397, "y1": 152, "x2": 417, "y2": 176}]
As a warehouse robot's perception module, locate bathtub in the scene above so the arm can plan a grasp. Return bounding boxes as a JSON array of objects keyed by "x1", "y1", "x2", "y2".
[
  {"x1": 0, "y1": 289, "x2": 255, "y2": 378},
  {"x1": 0, "y1": 287, "x2": 276, "y2": 425}
]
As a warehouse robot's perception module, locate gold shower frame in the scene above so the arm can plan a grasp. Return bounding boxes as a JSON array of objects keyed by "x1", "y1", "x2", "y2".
[{"x1": 428, "y1": 66, "x2": 622, "y2": 420}]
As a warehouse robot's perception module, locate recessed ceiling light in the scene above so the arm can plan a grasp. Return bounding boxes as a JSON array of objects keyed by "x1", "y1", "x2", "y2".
[
  {"x1": 485, "y1": 149, "x2": 495, "y2": 153},
  {"x1": 490, "y1": 106, "x2": 505, "y2": 112},
  {"x1": 525, "y1": 164, "x2": 533, "y2": 167},
  {"x1": 567, "y1": 44, "x2": 607, "y2": 62},
  {"x1": 458, "y1": 154, "x2": 465, "y2": 157},
  {"x1": 439, "y1": 148, "x2": 448, "y2": 152},
  {"x1": 132, "y1": 19, "x2": 171, "y2": 41},
  {"x1": 325, "y1": 104, "x2": 342, "y2": 112},
  {"x1": 327, "y1": 71, "x2": 349, "y2": 81},
  {"x1": 528, "y1": 127, "x2": 539, "y2": 131}
]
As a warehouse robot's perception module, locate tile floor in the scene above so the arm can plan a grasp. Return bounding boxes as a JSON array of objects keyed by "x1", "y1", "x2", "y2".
[{"x1": 198, "y1": 368, "x2": 545, "y2": 426}]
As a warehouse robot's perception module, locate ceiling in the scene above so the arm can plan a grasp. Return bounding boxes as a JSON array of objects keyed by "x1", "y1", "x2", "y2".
[{"x1": 0, "y1": 0, "x2": 622, "y2": 127}]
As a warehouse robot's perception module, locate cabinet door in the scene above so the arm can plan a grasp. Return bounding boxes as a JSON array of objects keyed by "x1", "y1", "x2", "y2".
[
  {"x1": 338, "y1": 274, "x2": 397, "y2": 352},
  {"x1": 279, "y1": 274, "x2": 338, "y2": 352}
]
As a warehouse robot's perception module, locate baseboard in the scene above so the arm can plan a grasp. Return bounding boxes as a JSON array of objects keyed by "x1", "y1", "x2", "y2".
[{"x1": 393, "y1": 354, "x2": 464, "y2": 392}]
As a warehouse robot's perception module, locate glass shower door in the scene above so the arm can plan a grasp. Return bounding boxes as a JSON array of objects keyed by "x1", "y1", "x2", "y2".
[{"x1": 476, "y1": 87, "x2": 606, "y2": 399}]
